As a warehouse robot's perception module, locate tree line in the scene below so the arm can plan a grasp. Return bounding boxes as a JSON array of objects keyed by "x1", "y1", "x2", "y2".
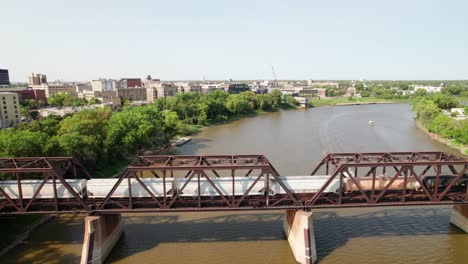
[
  {"x1": 0, "y1": 90, "x2": 297, "y2": 170},
  {"x1": 412, "y1": 92, "x2": 468, "y2": 147}
]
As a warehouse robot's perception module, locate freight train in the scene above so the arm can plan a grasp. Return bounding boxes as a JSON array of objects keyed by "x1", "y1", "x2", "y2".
[{"x1": 0, "y1": 174, "x2": 466, "y2": 200}]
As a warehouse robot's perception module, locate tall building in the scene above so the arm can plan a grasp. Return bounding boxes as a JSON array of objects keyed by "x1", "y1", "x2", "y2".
[
  {"x1": 0, "y1": 92, "x2": 21, "y2": 128},
  {"x1": 0, "y1": 69, "x2": 10, "y2": 86},
  {"x1": 28, "y1": 73, "x2": 47, "y2": 86}
]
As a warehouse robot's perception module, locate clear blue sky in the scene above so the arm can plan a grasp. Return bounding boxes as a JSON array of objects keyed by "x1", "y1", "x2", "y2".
[{"x1": 1, "y1": 0, "x2": 467, "y2": 82}]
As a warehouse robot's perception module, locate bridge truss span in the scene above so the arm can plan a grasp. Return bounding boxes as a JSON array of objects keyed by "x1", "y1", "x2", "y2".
[
  {"x1": 0, "y1": 152, "x2": 466, "y2": 214},
  {"x1": 0, "y1": 157, "x2": 91, "y2": 213},
  {"x1": 307, "y1": 152, "x2": 467, "y2": 207},
  {"x1": 95, "y1": 154, "x2": 300, "y2": 212}
]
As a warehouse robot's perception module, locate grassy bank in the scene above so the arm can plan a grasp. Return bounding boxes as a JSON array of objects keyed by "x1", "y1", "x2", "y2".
[
  {"x1": 310, "y1": 97, "x2": 410, "y2": 107},
  {"x1": 415, "y1": 121, "x2": 468, "y2": 156}
]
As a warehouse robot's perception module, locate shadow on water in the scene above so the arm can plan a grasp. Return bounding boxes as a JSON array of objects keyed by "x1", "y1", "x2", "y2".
[
  {"x1": 107, "y1": 206, "x2": 465, "y2": 263},
  {"x1": 2, "y1": 214, "x2": 85, "y2": 264}
]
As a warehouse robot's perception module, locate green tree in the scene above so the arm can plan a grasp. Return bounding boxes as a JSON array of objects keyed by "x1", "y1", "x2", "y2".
[
  {"x1": 429, "y1": 93, "x2": 458, "y2": 109},
  {"x1": 57, "y1": 108, "x2": 112, "y2": 166},
  {"x1": 105, "y1": 105, "x2": 166, "y2": 157},
  {"x1": 226, "y1": 94, "x2": 253, "y2": 114},
  {"x1": 48, "y1": 93, "x2": 68, "y2": 107},
  {"x1": 413, "y1": 89, "x2": 427, "y2": 97},
  {"x1": 0, "y1": 129, "x2": 50, "y2": 157},
  {"x1": 88, "y1": 98, "x2": 102, "y2": 105}
]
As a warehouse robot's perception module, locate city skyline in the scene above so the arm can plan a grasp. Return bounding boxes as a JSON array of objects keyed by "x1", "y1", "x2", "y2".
[{"x1": 2, "y1": 0, "x2": 468, "y2": 81}]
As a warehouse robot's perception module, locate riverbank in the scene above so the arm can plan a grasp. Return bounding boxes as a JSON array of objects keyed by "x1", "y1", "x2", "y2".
[
  {"x1": 415, "y1": 120, "x2": 468, "y2": 156},
  {"x1": 310, "y1": 97, "x2": 410, "y2": 107},
  {"x1": 92, "y1": 104, "x2": 300, "y2": 178}
]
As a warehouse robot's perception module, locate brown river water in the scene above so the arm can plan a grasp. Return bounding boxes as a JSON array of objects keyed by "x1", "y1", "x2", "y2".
[{"x1": 3, "y1": 104, "x2": 467, "y2": 263}]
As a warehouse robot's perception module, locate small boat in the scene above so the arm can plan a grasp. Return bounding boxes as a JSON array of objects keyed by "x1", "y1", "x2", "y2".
[
  {"x1": 368, "y1": 120, "x2": 374, "y2": 126},
  {"x1": 172, "y1": 137, "x2": 192, "y2": 146}
]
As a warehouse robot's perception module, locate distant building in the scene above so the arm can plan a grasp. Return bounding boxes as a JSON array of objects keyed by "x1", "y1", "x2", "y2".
[
  {"x1": 95, "y1": 91, "x2": 121, "y2": 106},
  {"x1": 298, "y1": 88, "x2": 318, "y2": 97},
  {"x1": 0, "y1": 87, "x2": 47, "y2": 101},
  {"x1": 227, "y1": 83, "x2": 250, "y2": 94},
  {"x1": 78, "y1": 90, "x2": 96, "y2": 101},
  {"x1": 75, "y1": 83, "x2": 93, "y2": 93},
  {"x1": 307, "y1": 80, "x2": 339, "y2": 89},
  {"x1": 28, "y1": 73, "x2": 47, "y2": 86},
  {"x1": 20, "y1": 88, "x2": 47, "y2": 101},
  {"x1": 0, "y1": 92, "x2": 21, "y2": 128},
  {"x1": 175, "y1": 82, "x2": 202, "y2": 94},
  {"x1": 120, "y1": 78, "x2": 142, "y2": 89},
  {"x1": 313, "y1": 88, "x2": 326, "y2": 98},
  {"x1": 412, "y1": 84, "x2": 443, "y2": 93},
  {"x1": 201, "y1": 84, "x2": 224, "y2": 93},
  {"x1": 144, "y1": 79, "x2": 177, "y2": 102},
  {"x1": 91, "y1": 79, "x2": 119, "y2": 92},
  {"x1": 117, "y1": 87, "x2": 147, "y2": 101},
  {"x1": 43, "y1": 83, "x2": 78, "y2": 98},
  {"x1": 156, "y1": 83, "x2": 177, "y2": 98},
  {"x1": 0, "y1": 69, "x2": 10, "y2": 86}
]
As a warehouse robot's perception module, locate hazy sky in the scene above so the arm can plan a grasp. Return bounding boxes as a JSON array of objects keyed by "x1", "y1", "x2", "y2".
[{"x1": 1, "y1": 0, "x2": 467, "y2": 82}]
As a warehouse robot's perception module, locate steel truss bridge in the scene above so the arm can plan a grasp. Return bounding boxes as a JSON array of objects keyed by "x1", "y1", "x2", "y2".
[{"x1": 0, "y1": 152, "x2": 466, "y2": 215}]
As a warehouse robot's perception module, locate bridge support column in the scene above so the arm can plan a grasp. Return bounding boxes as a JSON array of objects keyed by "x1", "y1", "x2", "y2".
[
  {"x1": 450, "y1": 204, "x2": 468, "y2": 233},
  {"x1": 80, "y1": 214, "x2": 122, "y2": 264},
  {"x1": 283, "y1": 210, "x2": 317, "y2": 264}
]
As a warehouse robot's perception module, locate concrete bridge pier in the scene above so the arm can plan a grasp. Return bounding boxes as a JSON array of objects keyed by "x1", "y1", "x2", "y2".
[
  {"x1": 283, "y1": 210, "x2": 317, "y2": 264},
  {"x1": 81, "y1": 214, "x2": 123, "y2": 264},
  {"x1": 450, "y1": 204, "x2": 468, "y2": 233}
]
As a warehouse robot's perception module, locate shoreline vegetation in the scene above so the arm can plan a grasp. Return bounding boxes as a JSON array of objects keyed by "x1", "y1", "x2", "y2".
[
  {"x1": 412, "y1": 93, "x2": 467, "y2": 155},
  {"x1": 309, "y1": 97, "x2": 411, "y2": 107},
  {"x1": 0, "y1": 90, "x2": 299, "y2": 180},
  {"x1": 415, "y1": 121, "x2": 468, "y2": 157}
]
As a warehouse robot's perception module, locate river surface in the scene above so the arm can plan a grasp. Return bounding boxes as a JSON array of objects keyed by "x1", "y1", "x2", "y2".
[{"x1": 3, "y1": 104, "x2": 467, "y2": 264}]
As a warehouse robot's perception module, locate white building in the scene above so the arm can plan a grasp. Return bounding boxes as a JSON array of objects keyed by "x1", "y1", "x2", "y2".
[
  {"x1": 412, "y1": 84, "x2": 443, "y2": 93},
  {"x1": 91, "y1": 79, "x2": 119, "y2": 92},
  {"x1": 0, "y1": 92, "x2": 21, "y2": 128}
]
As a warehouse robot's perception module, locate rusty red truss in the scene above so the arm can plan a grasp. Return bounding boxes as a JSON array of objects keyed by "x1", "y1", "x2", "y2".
[
  {"x1": 95, "y1": 155, "x2": 298, "y2": 211},
  {"x1": 0, "y1": 152, "x2": 466, "y2": 215},
  {"x1": 0, "y1": 157, "x2": 91, "y2": 213},
  {"x1": 307, "y1": 152, "x2": 467, "y2": 207}
]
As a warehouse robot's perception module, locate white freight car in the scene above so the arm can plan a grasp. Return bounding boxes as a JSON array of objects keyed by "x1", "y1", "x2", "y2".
[
  {"x1": 87, "y1": 178, "x2": 174, "y2": 198},
  {"x1": 271, "y1": 176, "x2": 341, "y2": 194},
  {"x1": 0, "y1": 179, "x2": 86, "y2": 199},
  {"x1": 176, "y1": 177, "x2": 265, "y2": 197}
]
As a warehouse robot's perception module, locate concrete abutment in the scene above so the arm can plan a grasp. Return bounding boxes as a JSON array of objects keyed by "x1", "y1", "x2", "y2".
[
  {"x1": 450, "y1": 204, "x2": 468, "y2": 233},
  {"x1": 283, "y1": 210, "x2": 317, "y2": 264},
  {"x1": 80, "y1": 214, "x2": 123, "y2": 264}
]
